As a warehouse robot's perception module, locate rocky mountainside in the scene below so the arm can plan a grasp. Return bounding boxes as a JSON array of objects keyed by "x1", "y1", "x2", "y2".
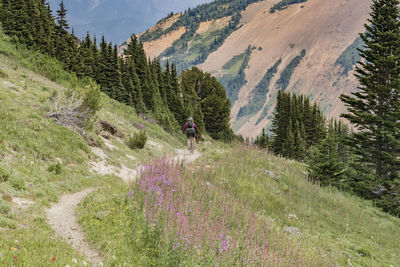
[
  {"x1": 128, "y1": 0, "x2": 371, "y2": 138},
  {"x1": 47, "y1": 0, "x2": 213, "y2": 43}
]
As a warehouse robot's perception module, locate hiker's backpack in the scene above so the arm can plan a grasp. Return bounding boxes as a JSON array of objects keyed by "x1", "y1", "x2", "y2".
[{"x1": 187, "y1": 121, "x2": 194, "y2": 128}]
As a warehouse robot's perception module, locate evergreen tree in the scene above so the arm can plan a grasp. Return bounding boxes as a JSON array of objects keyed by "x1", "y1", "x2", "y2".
[
  {"x1": 307, "y1": 128, "x2": 348, "y2": 188},
  {"x1": 56, "y1": 0, "x2": 68, "y2": 30},
  {"x1": 340, "y1": 0, "x2": 400, "y2": 214}
]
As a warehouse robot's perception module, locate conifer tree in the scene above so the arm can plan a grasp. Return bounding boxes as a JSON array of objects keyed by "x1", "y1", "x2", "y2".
[
  {"x1": 340, "y1": 0, "x2": 400, "y2": 214},
  {"x1": 56, "y1": 0, "x2": 68, "y2": 30},
  {"x1": 307, "y1": 124, "x2": 348, "y2": 188}
]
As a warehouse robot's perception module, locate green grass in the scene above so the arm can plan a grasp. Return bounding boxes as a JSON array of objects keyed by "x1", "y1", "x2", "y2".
[
  {"x1": 199, "y1": 145, "x2": 400, "y2": 266},
  {"x1": 78, "y1": 143, "x2": 400, "y2": 266},
  {"x1": 0, "y1": 28, "x2": 185, "y2": 266}
]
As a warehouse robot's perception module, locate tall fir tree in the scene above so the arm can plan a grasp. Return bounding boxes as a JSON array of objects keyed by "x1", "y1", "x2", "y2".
[{"x1": 340, "y1": 0, "x2": 400, "y2": 215}]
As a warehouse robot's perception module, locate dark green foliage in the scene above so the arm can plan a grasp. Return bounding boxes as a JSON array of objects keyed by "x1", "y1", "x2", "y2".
[
  {"x1": 307, "y1": 121, "x2": 350, "y2": 187},
  {"x1": 127, "y1": 130, "x2": 148, "y2": 149},
  {"x1": 237, "y1": 58, "x2": 281, "y2": 118},
  {"x1": 219, "y1": 47, "x2": 252, "y2": 105},
  {"x1": 56, "y1": 0, "x2": 68, "y2": 30},
  {"x1": 180, "y1": 67, "x2": 233, "y2": 140},
  {"x1": 254, "y1": 128, "x2": 270, "y2": 149},
  {"x1": 0, "y1": 68, "x2": 7, "y2": 78},
  {"x1": 271, "y1": 91, "x2": 325, "y2": 160},
  {"x1": 276, "y1": 49, "x2": 306, "y2": 91},
  {"x1": 0, "y1": 201, "x2": 10, "y2": 215},
  {"x1": 48, "y1": 163, "x2": 63, "y2": 175},
  {"x1": 335, "y1": 36, "x2": 363, "y2": 76},
  {"x1": 340, "y1": 0, "x2": 400, "y2": 216},
  {"x1": 0, "y1": 166, "x2": 10, "y2": 182},
  {"x1": 270, "y1": 0, "x2": 307, "y2": 13}
]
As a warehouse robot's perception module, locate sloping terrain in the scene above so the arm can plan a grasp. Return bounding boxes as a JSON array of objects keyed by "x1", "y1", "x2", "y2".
[
  {"x1": 136, "y1": 0, "x2": 371, "y2": 138},
  {"x1": 0, "y1": 29, "x2": 185, "y2": 266},
  {"x1": 1, "y1": 27, "x2": 400, "y2": 266}
]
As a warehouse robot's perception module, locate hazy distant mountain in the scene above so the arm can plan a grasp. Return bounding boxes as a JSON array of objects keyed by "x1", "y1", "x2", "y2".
[{"x1": 47, "y1": 0, "x2": 213, "y2": 44}]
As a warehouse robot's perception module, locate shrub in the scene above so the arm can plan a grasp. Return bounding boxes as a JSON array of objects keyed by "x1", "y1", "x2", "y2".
[
  {"x1": 127, "y1": 130, "x2": 147, "y2": 149},
  {"x1": 9, "y1": 176, "x2": 26, "y2": 191},
  {"x1": 0, "y1": 201, "x2": 10, "y2": 215},
  {"x1": 48, "y1": 163, "x2": 63, "y2": 175},
  {"x1": 0, "y1": 167, "x2": 10, "y2": 182},
  {"x1": 0, "y1": 68, "x2": 7, "y2": 78}
]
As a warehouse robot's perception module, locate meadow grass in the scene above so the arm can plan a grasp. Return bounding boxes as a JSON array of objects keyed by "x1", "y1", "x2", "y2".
[
  {"x1": 79, "y1": 143, "x2": 400, "y2": 266},
  {"x1": 0, "y1": 28, "x2": 185, "y2": 266}
]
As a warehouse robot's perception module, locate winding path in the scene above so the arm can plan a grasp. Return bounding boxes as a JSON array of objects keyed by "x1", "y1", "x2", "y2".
[
  {"x1": 47, "y1": 188, "x2": 103, "y2": 265},
  {"x1": 46, "y1": 148, "x2": 201, "y2": 266}
]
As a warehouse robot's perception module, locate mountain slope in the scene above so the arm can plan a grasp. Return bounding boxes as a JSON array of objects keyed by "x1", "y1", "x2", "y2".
[
  {"x1": 134, "y1": 0, "x2": 371, "y2": 138},
  {"x1": 1, "y1": 27, "x2": 400, "y2": 266}
]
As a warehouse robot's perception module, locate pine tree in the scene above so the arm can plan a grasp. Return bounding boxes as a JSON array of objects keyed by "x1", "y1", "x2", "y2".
[
  {"x1": 307, "y1": 128, "x2": 348, "y2": 188},
  {"x1": 56, "y1": 0, "x2": 68, "y2": 30},
  {"x1": 340, "y1": 0, "x2": 400, "y2": 213},
  {"x1": 282, "y1": 119, "x2": 294, "y2": 158}
]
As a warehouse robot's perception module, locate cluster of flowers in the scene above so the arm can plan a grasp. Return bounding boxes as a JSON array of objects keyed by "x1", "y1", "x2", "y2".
[
  {"x1": 133, "y1": 121, "x2": 145, "y2": 130},
  {"x1": 128, "y1": 159, "x2": 310, "y2": 266}
]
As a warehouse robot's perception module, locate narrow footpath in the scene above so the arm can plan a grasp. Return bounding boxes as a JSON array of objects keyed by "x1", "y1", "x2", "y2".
[{"x1": 46, "y1": 148, "x2": 201, "y2": 266}]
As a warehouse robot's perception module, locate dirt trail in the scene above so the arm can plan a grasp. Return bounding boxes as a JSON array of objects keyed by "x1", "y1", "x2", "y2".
[
  {"x1": 47, "y1": 148, "x2": 201, "y2": 266},
  {"x1": 174, "y1": 148, "x2": 202, "y2": 163},
  {"x1": 46, "y1": 188, "x2": 103, "y2": 266}
]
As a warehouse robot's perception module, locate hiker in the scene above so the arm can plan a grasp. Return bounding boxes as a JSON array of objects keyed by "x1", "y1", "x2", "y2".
[{"x1": 182, "y1": 117, "x2": 198, "y2": 151}]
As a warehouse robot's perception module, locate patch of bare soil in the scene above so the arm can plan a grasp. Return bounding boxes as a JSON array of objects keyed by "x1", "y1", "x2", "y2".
[
  {"x1": 174, "y1": 148, "x2": 201, "y2": 163},
  {"x1": 46, "y1": 188, "x2": 103, "y2": 266},
  {"x1": 142, "y1": 26, "x2": 186, "y2": 59},
  {"x1": 89, "y1": 146, "x2": 137, "y2": 184}
]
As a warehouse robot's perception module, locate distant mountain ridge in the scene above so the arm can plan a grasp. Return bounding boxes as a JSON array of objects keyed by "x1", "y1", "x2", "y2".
[
  {"x1": 130, "y1": 0, "x2": 372, "y2": 138},
  {"x1": 47, "y1": 0, "x2": 213, "y2": 44}
]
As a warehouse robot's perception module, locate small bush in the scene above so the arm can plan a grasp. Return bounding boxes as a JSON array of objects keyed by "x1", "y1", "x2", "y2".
[
  {"x1": 0, "y1": 167, "x2": 10, "y2": 182},
  {"x1": 9, "y1": 176, "x2": 26, "y2": 191},
  {"x1": 0, "y1": 201, "x2": 10, "y2": 215},
  {"x1": 0, "y1": 68, "x2": 7, "y2": 78},
  {"x1": 127, "y1": 130, "x2": 147, "y2": 149},
  {"x1": 48, "y1": 163, "x2": 63, "y2": 175}
]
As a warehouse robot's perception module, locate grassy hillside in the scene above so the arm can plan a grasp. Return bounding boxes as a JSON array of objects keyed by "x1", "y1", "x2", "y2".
[
  {"x1": 0, "y1": 28, "x2": 185, "y2": 266},
  {"x1": 79, "y1": 142, "x2": 400, "y2": 266},
  {"x1": 1, "y1": 26, "x2": 400, "y2": 266}
]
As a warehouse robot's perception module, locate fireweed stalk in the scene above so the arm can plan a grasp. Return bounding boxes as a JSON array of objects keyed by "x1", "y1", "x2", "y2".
[{"x1": 128, "y1": 158, "x2": 313, "y2": 266}]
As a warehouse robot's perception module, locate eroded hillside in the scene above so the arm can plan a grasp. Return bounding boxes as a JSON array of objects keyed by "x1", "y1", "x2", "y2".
[{"x1": 134, "y1": 0, "x2": 371, "y2": 138}]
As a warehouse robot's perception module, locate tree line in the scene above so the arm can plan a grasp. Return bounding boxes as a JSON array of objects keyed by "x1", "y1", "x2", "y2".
[{"x1": 0, "y1": 0, "x2": 235, "y2": 140}]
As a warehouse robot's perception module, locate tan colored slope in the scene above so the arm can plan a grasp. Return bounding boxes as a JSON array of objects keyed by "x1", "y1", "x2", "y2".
[
  {"x1": 120, "y1": 14, "x2": 184, "y2": 58},
  {"x1": 133, "y1": 15, "x2": 231, "y2": 59},
  {"x1": 197, "y1": 0, "x2": 371, "y2": 138},
  {"x1": 141, "y1": 26, "x2": 186, "y2": 59}
]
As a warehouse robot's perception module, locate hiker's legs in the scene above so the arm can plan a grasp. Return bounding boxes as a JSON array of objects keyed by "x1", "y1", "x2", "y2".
[{"x1": 187, "y1": 137, "x2": 191, "y2": 150}]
